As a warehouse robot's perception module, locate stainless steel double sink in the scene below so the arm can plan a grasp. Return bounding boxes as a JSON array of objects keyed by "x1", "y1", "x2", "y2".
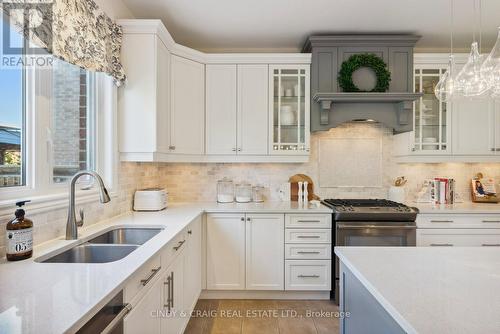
[{"x1": 40, "y1": 227, "x2": 163, "y2": 264}]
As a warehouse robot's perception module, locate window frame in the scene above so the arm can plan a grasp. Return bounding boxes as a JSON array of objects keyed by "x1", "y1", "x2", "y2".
[{"x1": 0, "y1": 63, "x2": 118, "y2": 217}]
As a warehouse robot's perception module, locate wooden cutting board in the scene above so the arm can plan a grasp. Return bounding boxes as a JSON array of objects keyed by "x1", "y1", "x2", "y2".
[{"x1": 288, "y1": 174, "x2": 319, "y2": 201}]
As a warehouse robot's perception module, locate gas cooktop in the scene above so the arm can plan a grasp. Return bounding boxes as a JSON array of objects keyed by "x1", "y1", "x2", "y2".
[{"x1": 322, "y1": 199, "x2": 418, "y2": 221}]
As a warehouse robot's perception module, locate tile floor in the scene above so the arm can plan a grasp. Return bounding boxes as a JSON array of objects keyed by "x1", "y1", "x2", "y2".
[{"x1": 184, "y1": 299, "x2": 340, "y2": 334}]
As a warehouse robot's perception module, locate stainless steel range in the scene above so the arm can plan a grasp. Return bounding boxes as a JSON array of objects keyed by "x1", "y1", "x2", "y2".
[{"x1": 321, "y1": 199, "x2": 418, "y2": 304}]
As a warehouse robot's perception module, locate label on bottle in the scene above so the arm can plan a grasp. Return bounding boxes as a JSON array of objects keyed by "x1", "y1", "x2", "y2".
[{"x1": 6, "y1": 228, "x2": 33, "y2": 255}]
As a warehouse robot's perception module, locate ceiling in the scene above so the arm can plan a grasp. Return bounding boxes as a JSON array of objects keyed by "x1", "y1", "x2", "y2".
[{"x1": 122, "y1": 0, "x2": 500, "y2": 53}]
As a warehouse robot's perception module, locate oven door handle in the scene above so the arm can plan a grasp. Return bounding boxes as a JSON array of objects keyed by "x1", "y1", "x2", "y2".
[{"x1": 337, "y1": 224, "x2": 416, "y2": 229}]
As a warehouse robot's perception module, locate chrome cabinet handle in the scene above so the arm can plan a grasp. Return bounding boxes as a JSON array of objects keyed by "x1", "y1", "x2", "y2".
[
  {"x1": 237, "y1": 148, "x2": 242, "y2": 152},
  {"x1": 297, "y1": 251, "x2": 320, "y2": 254},
  {"x1": 101, "y1": 303, "x2": 132, "y2": 334},
  {"x1": 482, "y1": 244, "x2": 500, "y2": 247},
  {"x1": 297, "y1": 220, "x2": 321, "y2": 223},
  {"x1": 496, "y1": 148, "x2": 500, "y2": 152},
  {"x1": 140, "y1": 266, "x2": 161, "y2": 286},
  {"x1": 170, "y1": 272, "x2": 174, "y2": 308},
  {"x1": 482, "y1": 220, "x2": 500, "y2": 223},
  {"x1": 430, "y1": 243, "x2": 453, "y2": 247},
  {"x1": 337, "y1": 224, "x2": 416, "y2": 229},
  {"x1": 247, "y1": 217, "x2": 251, "y2": 222},
  {"x1": 187, "y1": 230, "x2": 192, "y2": 235},
  {"x1": 232, "y1": 148, "x2": 236, "y2": 152},
  {"x1": 430, "y1": 220, "x2": 454, "y2": 223},
  {"x1": 164, "y1": 275, "x2": 171, "y2": 310},
  {"x1": 298, "y1": 274, "x2": 320, "y2": 278},
  {"x1": 240, "y1": 217, "x2": 245, "y2": 221},
  {"x1": 169, "y1": 145, "x2": 176, "y2": 150},
  {"x1": 173, "y1": 240, "x2": 185, "y2": 251},
  {"x1": 297, "y1": 235, "x2": 320, "y2": 238},
  {"x1": 491, "y1": 148, "x2": 496, "y2": 152}
]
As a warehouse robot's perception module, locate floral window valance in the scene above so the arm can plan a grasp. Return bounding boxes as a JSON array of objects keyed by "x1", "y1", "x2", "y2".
[{"x1": 1, "y1": 0, "x2": 126, "y2": 85}]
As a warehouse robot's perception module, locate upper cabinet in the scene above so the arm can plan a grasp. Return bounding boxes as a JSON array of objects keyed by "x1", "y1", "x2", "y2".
[
  {"x1": 118, "y1": 20, "x2": 310, "y2": 163},
  {"x1": 205, "y1": 64, "x2": 269, "y2": 156},
  {"x1": 270, "y1": 65, "x2": 310, "y2": 155},
  {"x1": 170, "y1": 55, "x2": 205, "y2": 155},
  {"x1": 394, "y1": 54, "x2": 500, "y2": 162},
  {"x1": 119, "y1": 27, "x2": 171, "y2": 158},
  {"x1": 412, "y1": 66, "x2": 450, "y2": 154}
]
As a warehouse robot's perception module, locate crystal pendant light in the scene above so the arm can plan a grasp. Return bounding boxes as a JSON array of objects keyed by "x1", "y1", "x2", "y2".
[
  {"x1": 480, "y1": 27, "x2": 500, "y2": 96},
  {"x1": 455, "y1": 42, "x2": 489, "y2": 97},
  {"x1": 434, "y1": 0, "x2": 455, "y2": 102},
  {"x1": 435, "y1": 56, "x2": 455, "y2": 102}
]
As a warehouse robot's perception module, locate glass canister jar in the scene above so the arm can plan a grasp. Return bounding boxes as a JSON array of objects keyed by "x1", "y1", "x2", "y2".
[
  {"x1": 217, "y1": 178, "x2": 234, "y2": 203},
  {"x1": 235, "y1": 183, "x2": 252, "y2": 203},
  {"x1": 252, "y1": 185, "x2": 265, "y2": 202}
]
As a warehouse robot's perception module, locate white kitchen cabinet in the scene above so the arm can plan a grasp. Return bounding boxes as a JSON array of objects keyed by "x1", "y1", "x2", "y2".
[
  {"x1": 417, "y1": 228, "x2": 500, "y2": 247},
  {"x1": 206, "y1": 214, "x2": 246, "y2": 290},
  {"x1": 205, "y1": 64, "x2": 268, "y2": 156},
  {"x1": 245, "y1": 214, "x2": 284, "y2": 290},
  {"x1": 124, "y1": 274, "x2": 163, "y2": 334},
  {"x1": 452, "y1": 99, "x2": 495, "y2": 155},
  {"x1": 205, "y1": 65, "x2": 237, "y2": 154},
  {"x1": 162, "y1": 247, "x2": 186, "y2": 334},
  {"x1": 285, "y1": 260, "x2": 331, "y2": 291},
  {"x1": 184, "y1": 217, "x2": 202, "y2": 311},
  {"x1": 269, "y1": 65, "x2": 310, "y2": 155},
  {"x1": 170, "y1": 55, "x2": 205, "y2": 155},
  {"x1": 119, "y1": 25, "x2": 171, "y2": 156},
  {"x1": 237, "y1": 65, "x2": 269, "y2": 155}
]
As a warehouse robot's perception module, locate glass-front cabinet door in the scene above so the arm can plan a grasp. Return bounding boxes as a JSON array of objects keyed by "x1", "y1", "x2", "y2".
[
  {"x1": 269, "y1": 65, "x2": 310, "y2": 155},
  {"x1": 413, "y1": 66, "x2": 451, "y2": 154}
]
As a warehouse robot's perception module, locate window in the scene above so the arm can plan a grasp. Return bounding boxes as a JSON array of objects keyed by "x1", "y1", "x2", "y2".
[
  {"x1": 51, "y1": 59, "x2": 96, "y2": 183},
  {"x1": 0, "y1": 14, "x2": 25, "y2": 188},
  {"x1": 0, "y1": 14, "x2": 116, "y2": 206}
]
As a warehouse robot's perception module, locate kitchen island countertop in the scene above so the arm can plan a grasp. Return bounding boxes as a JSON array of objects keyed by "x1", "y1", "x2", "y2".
[{"x1": 335, "y1": 246, "x2": 500, "y2": 334}]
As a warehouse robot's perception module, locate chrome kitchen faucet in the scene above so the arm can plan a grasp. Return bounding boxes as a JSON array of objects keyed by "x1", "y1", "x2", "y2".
[{"x1": 66, "y1": 171, "x2": 111, "y2": 240}]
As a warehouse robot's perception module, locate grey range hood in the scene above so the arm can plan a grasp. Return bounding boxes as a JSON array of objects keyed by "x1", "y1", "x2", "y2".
[{"x1": 303, "y1": 34, "x2": 422, "y2": 134}]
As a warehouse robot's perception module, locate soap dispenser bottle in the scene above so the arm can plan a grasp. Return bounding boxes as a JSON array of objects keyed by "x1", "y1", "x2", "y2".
[{"x1": 6, "y1": 200, "x2": 33, "y2": 261}]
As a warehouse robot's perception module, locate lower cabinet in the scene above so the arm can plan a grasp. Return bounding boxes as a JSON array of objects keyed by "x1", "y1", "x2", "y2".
[
  {"x1": 123, "y1": 218, "x2": 201, "y2": 334},
  {"x1": 206, "y1": 213, "x2": 246, "y2": 290},
  {"x1": 417, "y1": 228, "x2": 500, "y2": 247},
  {"x1": 245, "y1": 214, "x2": 284, "y2": 290},
  {"x1": 124, "y1": 275, "x2": 163, "y2": 334}
]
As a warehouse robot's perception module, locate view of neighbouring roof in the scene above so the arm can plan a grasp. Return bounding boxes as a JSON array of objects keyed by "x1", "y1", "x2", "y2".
[{"x1": 0, "y1": 125, "x2": 21, "y2": 146}]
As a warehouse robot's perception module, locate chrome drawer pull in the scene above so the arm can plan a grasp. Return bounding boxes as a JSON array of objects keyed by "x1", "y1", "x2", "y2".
[
  {"x1": 297, "y1": 235, "x2": 320, "y2": 238},
  {"x1": 173, "y1": 240, "x2": 185, "y2": 251},
  {"x1": 482, "y1": 244, "x2": 500, "y2": 247},
  {"x1": 297, "y1": 251, "x2": 321, "y2": 254},
  {"x1": 298, "y1": 274, "x2": 320, "y2": 278},
  {"x1": 297, "y1": 220, "x2": 321, "y2": 223},
  {"x1": 430, "y1": 243, "x2": 453, "y2": 247},
  {"x1": 141, "y1": 266, "x2": 161, "y2": 286},
  {"x1": 482, "y1": 220, "x2": 500, "y2": 223},
  {"x1": 101, "y1": 303, "x2": 132, "y2": 334},
  {"x1": 430, "y1": 220, "x2": 454, "y2": 223}
]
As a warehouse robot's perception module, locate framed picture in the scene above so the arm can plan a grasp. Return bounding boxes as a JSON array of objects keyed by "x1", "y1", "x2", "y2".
[{"x1": 471, "y1": 177, "x2": 499, "y2": 203}]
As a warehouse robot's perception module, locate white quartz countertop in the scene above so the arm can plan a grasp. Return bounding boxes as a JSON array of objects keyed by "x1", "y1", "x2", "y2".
[
  {"x1": 0, "y1": 201, "x2": 331, "y2": 334},
  {"x1": 412, "y1": 202, "x2": 500, "y2": 214},
  {"x1": 335, "y1": 246, "x2": 500, "y2": 334}
]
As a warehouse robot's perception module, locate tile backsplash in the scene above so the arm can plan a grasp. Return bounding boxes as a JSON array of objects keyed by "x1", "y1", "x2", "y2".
[{"x1": 1, "y1": 122, "x2": 499, "y2": 257}]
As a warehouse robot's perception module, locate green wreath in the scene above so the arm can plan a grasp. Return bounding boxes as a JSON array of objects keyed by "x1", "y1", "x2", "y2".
[{"x1": 338, "y1": 53, "x2": 391, "y2": 92}]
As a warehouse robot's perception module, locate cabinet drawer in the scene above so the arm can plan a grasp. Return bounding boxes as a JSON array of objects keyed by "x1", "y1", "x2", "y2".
[
  {"x1": 417, "y1": 228, "x2": 500, "y2": 247},
  {"x1": 285, "y1": 244, "x2": 331, "y2": 260},
  {"x1": 285, "y1": 229, "x2": 331, "y2": 243},
  {"x1": 285, "y1": 260, "x2": 331, "y2": 291},
  {"x1": 417, "y1": 214, "x2": 500, "y2": 229},
  {"x1": 162, "y1": 229, "x2": 187, "y2": 269},
  {"x1": 285, "y1": 214, "x2": 332, "y2": 228},
  {"x1": 124, "y1": 254, "x2": 162, "y2": 302}
]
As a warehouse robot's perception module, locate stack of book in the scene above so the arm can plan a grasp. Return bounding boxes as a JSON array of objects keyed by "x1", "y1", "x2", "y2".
[{"x1": 431, "y1": 178, "x2": 455, "y2": 204}]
